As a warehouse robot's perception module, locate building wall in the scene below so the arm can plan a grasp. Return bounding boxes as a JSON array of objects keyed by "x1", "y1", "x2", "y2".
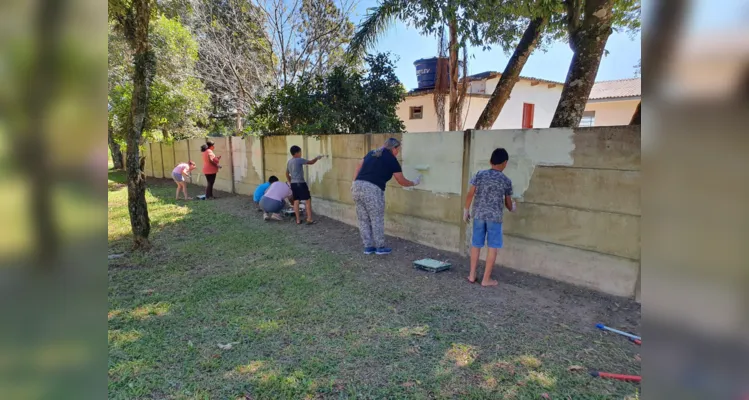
[
  {"x1": 145, "y1": 126, "x2": 641, "y2": 300},
  {"x1": 584, "y1": 99, "x2": 640, "y2": 126},
  {"x1": 396, "y1": 95, "x2": 448, "y2": 132},
  {"x1": 399, "y1": 79, "x2": 563, "y2": 132},
  {"x1": 483, "y1": 79, "x2": 562, "y2": 129}
]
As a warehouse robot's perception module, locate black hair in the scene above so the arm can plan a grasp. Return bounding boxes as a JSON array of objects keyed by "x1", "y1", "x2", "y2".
[
  {"x1": 201, "y1": 140, "x2": 216, "y2": 152},
  {"x1": 268, "y1": 175, "x2": 279, "y2": 183},
  {"x1": 289, "y1": 145, "x2": 301, "y2": 156},
  {"x1": 490, "y1": 148, "x2": 509, "y2": 165}
]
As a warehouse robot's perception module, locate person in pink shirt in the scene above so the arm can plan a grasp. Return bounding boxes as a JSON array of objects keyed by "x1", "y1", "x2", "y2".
[
  {"x1": 172, "y1": 161, "x2": 196, "y2": 200},
  {"x1": 260, "y1": 181, "x2": 293, "y2": 221}
]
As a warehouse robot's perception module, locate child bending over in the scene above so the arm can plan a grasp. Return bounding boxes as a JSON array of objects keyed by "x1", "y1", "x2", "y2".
[{"x1": 172, "y1": 161, "x2": 196, "y2": 200}]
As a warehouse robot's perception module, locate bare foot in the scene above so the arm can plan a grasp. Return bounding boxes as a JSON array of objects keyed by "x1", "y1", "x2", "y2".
[
  {"x1": 481, "y1": 279, "x2": 499, "y2": 287},
  {"x1": 467, "y1": 276, "x2": 476, "y2": 283}
]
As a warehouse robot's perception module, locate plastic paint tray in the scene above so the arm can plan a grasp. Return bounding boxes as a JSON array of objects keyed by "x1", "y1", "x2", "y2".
[{"x1": 413, "y1": 258, "x2": 451, "y2": 273}]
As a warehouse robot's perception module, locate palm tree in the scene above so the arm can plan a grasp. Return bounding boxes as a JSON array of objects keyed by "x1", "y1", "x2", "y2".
[
  {"x1": 348, "y1": 0, "x2": 558, "y2": 131},
  {"x1": 347, "y1": 0, "x2": 467, "y2": 130}
]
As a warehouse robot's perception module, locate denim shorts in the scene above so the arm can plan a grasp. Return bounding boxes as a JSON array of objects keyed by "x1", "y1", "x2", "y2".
[
  {"x1": 172, "y1": 172, "x2": 184, "y2": 182},
  {"x1": 471, "y1": 220, "x2": 503, "y2": 248}
]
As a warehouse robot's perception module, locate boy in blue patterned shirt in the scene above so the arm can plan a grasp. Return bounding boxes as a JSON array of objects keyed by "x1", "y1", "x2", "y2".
[{"x1": 463, "y1": 148, "x2": 517, "y2": 286}]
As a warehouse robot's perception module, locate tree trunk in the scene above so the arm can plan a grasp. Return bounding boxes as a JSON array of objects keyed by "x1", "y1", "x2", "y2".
[
  {"x1": 550, "y1": 0, "x2": 615, "y2": 128},
  {"x1": 125, "y1": 0, "x2": 154, "y2": 249},
  {"x1": 629, "y1": 102, "x2": 641, "y2": 125},
  {"x1": 108, "y1": 123, "x2": 124, "y2": 169},
  {"x1": 475, "y1": 17, "x2": 548, "y2": 130},
  {"x1": 447, "y1": 19, "x2": 459, "y2": 131},
  {"x1": 642, "y1": 0, "x2": 687, "y2": 93},
  {"x1": 25, "y1": 0, "x2": 64, "y2": 268}
]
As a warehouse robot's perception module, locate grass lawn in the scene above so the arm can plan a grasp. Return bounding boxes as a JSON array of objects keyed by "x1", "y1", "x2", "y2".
[{"x1": 108, "y1": 171, "x2": 641, "y2": 399}]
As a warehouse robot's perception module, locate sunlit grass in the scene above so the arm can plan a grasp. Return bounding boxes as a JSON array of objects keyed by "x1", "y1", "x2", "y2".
[
  {"x1": 128, "y1": 302, "x2": 170, "y2": 320},
  {"x1": 107, "y1": 171, "x2": 641, "y2": 399}
]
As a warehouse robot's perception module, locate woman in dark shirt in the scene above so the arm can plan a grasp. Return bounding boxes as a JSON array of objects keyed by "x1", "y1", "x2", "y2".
[{"x1": 351, "y1": 138, "x2": 421, "y2": 255}]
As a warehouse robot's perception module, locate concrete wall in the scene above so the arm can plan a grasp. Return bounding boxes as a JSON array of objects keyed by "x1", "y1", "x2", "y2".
[
  {"x1": 145, "y1": 126, "x2": 641, "y2": 299},
  {"x1": 470, "y1": 127, "x2": 640, "y2": 297},
  {"x1": 231, "y1": 136, "x2": 265, "y2": 196},
  {"x1": 584, "y1": 99, "x2": 640, "y2": 126}
]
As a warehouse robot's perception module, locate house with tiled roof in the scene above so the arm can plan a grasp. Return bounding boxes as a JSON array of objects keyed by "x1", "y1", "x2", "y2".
[
  {"x1": 581, "y1": 78, "x2": 641, "y2": 127},
  {"x1": 396, "y1": 60, "x2": 640, "y2": 131}
]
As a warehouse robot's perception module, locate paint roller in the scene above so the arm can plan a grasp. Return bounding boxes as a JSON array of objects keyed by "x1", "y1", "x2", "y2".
[{"x1": 413, "y1": 164, "x2": 430, "y2": 172}]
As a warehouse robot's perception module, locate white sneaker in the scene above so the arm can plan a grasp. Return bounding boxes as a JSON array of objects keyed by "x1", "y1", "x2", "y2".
[{"x1": 263, "y1": 213, "x2": 270, "y2": 221}]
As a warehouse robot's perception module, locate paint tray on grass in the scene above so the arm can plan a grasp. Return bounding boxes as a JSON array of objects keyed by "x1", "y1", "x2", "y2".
[{"x1": 413, "y1": 258, "x2": 451, "y2": 273}]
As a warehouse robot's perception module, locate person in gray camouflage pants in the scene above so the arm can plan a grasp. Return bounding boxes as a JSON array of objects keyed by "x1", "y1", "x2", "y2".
[{"x1": 351, "y1": 138, "x2": 421, "y2": 255}]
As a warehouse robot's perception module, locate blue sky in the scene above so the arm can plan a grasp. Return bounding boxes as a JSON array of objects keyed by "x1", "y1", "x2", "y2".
[
  {"x1": 350, "y1": 0, "x2": 748, "y2": 91},
  {"x1": 350, "y1": 1, "x2": 642, "y2": 90}
]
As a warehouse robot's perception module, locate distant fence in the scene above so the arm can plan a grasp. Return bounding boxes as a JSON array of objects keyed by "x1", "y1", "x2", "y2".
[{"x1": 146, "y1": 126, "x2": 641, "y2": 300}]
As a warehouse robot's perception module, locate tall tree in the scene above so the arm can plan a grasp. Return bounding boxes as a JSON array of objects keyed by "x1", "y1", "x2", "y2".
[
  {"x1": 109, "y1": 0, "x2": 155, "y2": 248},
  {"x1": 248, "y1": 52, "x2": 405, "y2": 135},
  {"x1": 473, "y1": 16, "x2": 548, "y2": 130},
  {"x1": 189, "y1": 0, "x2": 273, "y2": 134},
  {"x1": 349, "y1": 0, "x2": 472, "y2": 130},
  {"x1": 550, "y1": 0, "x2": 640, "y2": 127},
  {"x1": 255, "y1": 0, "x2": 357, "y2": 87},
  {"x1": 109, "y1": 16, "x2": 210, "y2": 147},
  {"x1": 108, "y1": 22, "x2": 130, "y2": 169}
]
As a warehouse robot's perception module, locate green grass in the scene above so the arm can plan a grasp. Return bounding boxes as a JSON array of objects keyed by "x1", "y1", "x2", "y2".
[{"x1": 108, "y1": 172, "x2": 640, "y2": 399}]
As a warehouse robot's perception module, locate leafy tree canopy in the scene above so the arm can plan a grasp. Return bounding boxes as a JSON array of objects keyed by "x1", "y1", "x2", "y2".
[{"x1": 248, "y1": 52, "x2": 406, "y2": 136}]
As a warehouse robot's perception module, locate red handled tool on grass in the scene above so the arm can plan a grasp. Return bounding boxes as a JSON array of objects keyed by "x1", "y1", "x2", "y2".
[{"x1": 590, "y1": 371, "x2": 641, "y2": 383}]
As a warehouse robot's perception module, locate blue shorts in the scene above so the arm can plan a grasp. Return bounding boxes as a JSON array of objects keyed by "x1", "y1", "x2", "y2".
[{"x1": 471, "y1": 220, "x2": 503, "y2": 249}]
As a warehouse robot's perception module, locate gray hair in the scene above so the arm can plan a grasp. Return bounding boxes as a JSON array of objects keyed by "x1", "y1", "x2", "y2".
[{"x1": 372, "y1": 137, "x2": 401, "y2": 157}]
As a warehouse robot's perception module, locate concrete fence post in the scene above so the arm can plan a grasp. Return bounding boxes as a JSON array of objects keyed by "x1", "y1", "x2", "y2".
[
  {"x1": 228, "y1": 136, "x2": 236, "y2": 194},
  {"x1": 458, "y1": 129, "x2": 473, "y2": 256},
  {"x1": 186, "y1": 139, "x2": 192, "y2": 184},
  {"x1": 159, "y1": 142, "x2": 165, "y2": 178},
  {"x1": 149, "y1": 142, "x2": 155, "y2": 178},
  {"x1": 260, "y1": 136, "x2": 266, "y2": 182}
]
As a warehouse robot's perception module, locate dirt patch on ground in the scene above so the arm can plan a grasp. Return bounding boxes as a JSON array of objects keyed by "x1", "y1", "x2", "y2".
[{"x1": 212, "y1": 190, "x2": 641, "y2": 335}]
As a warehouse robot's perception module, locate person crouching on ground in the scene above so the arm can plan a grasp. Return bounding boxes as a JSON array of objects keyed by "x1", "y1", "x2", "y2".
[
  {"x1": 260, "y1": 180, "x2": 293, "y2": 221},
  {"x1": 172, "y1": 161, "x2": 196, "y2": 200},
  {"x1": 463, "y1": 148, "x2": 516, "y2": 286},
  {"x1": 351, "y1": 137, "x2": 421, "y2": 255},
  {"x1": 286, "y1": 145, "x2": 323, "y2": 225},
  {"x1": 253, "y1": 176, "x2": 279, "y2": 211}
]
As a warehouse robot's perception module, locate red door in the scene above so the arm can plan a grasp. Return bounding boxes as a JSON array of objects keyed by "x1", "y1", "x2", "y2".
[{"x1": 522, "y1": 103, "x2": 535, "y2": 129}]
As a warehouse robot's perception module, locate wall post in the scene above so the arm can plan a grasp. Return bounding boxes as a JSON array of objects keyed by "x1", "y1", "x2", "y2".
[
  {"x1": 458, "y1": 129, "x2": 473, "y2": 256},
  {"x1": 147, "y1": 142, "x2": 156, "y2": 178},
  {"x1": 186, "y1": 140, "x2": 192, "y2": 184},
  {"x1": 228, "y1": 136, "x2": 236, "y2": 194},
  {"x1": 260, "y1": 136, "x2": 267, "y2": 182},
  {"x1": 158, "y1": 142, "x2": 165, "y2": 178}
]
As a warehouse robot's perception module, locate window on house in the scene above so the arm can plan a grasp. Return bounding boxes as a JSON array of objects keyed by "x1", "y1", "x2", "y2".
[
  {"x1": 579, "y1": 111, "x2": 596, "y2": 127},
  {"x1": 409, "y1": 106, "x2": 423, "y2": 120},
  {"x1": 522, "y1": 103, "x2": 535, "y2": 129}
]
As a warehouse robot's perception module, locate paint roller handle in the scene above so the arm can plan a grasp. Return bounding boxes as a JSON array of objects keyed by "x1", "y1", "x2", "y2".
[
  {"x1": 596, "y1": 323, "x2": 642, "y2": 341},
  {"x1": 411, "y1": 175, "x2": 422, "y2": 186},
  {"x1": 590, "y1": 371, "x2": 641, "y2": 382}
]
